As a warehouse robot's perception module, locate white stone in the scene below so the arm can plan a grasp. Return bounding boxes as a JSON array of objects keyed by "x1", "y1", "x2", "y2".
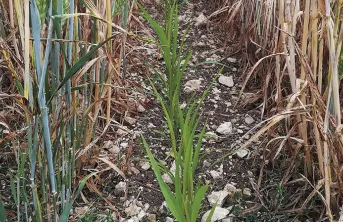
[
  {"x1": 203, "y1": 160, "x2": 211, "y2": 167},
  {"x1": 216, "y1": 122, "x2": 233, "y2": 135},
  {"x1": 109, "y1": 145, "x2": 121, "y2": 155},
  {"x1": 224, "y1": 183, "x2": 237, "y2": 195},
  {"x1": 148, "y1": 123, "x2": 156, "y2": 128},
  {"x1": 207, "y1": 190, "x2": 229, "y2": 206},
  {"x1": 180, "y1": 102, "x2": 187, "y2": 109},
  {"x1": 103, "y1": 141, "x2": 114, "y2": 149},
  {"x1": 222, "y1": 217, "x2": 234, "y2": 222},
  {"x1": 244, "y1": 116, "x2": 255, "y2": 125},
  {"x1": 162, "y1": 161, "x2": 179, "y2": 183},
  {"x1": 198, "y1": 41, "x2": 205, "y2": 46},
  {"x1": 210, "y1": 170, "x2": 221, "y2": 180},
  {"x1": 170, "y1": 161, "x2": 177, "y2": 174},
  {"x1": 126, "y1": 216, "x2": 139, "y2": 222},
  {"x1": 243, "y1": 188, "x2": 252, "y2": 196},
  {"x1": 120, "y1": 142, "x2": 129, "y2": 148},
  {"x1": 137, "y1": 104, "x2": 146, "y2": 113},
  {"x1": 159, "y1": 201, "x2": 169, "y2": 213},
  {"x1": 206, "y1": 54, "x2": 221, "y2": 62},
  {"x1": 137, "y1": 210, "x2": 146, "y2": 220},
  {"x1": 227, "y1": 57, "x2": 237, "y2": 63},
  {"x1": 184, "y1": 79, "x2": 202, "y2": 93},
  {"x1": 144, "y1": 203, "x2": 150, "y2": 211},
  {"x1": 162, "y1": 173, "x2": 173, "y2": 184},
  {"x1": 225, "y1": 102, "x2": 232, "y2": 107},
  {"x1": 125, "y1": 203, "x2": 142, "y2": 217},
  {"x1": 115, "y1": 181, "x2": 126, "y2": 194},
  {"x1": 243, "y1": 134, "x2": 250, "y2": 140},
  {"x1": 116, "y1": 129, "x2": 127, "y2": 136},
  {"x1": 145, "y1": 48, "x2": 155, "y2": 56},
  {"x1": 235, "y1": 149, "x2": 248, "y2": 158},
  {"x1": 74, "y1": 206, "x2": 88, "y2": 215},
  {"x1": 212, "y1": 87, "x2": 221, "y2": 94},
  {"x1": 141, "y1": 162, "x2": 151, "y2": 171},
  {"x1": 195, "y1": 13, "x2": 208, "y2": 27},
  {"x1": 125, "y1": 116, "x2": 137, "y2": 125},
  {"x1": 178, "y1": 15, "x2": 186, "y2": 22},
  {"x1": 166, "y1": 217, "x2": 173, "y2": 222},
  {"x1": 206, "y1": 131, "x2": 218, "y2": 140},
  {"x1": 201, "y1": 207, "x2": 230, "y2": 222},
  {"x1": 218, "y1": 75, "x2": 234, "y2": 87},
  {"x1": 210, "y1": 164, "x2": 223, "y2": 179}
]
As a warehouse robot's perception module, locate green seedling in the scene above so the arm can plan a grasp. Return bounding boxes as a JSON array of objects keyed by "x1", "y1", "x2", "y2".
[{"x1": 139, "y1": 1, "x2": 223, "y2": 220}]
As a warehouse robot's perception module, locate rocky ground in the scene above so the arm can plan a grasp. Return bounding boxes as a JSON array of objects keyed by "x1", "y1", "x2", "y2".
[{"x1": 76, "y1": 1, "x2": 264, "y2": 221}]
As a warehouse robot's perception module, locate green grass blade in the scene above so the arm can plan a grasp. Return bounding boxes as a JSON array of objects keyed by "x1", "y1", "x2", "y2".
[
  {"x1": 138, "y1": 4, "x2": 172, "y2": 76},
  {"x1": 171, "y1": 3, "x2": 178, "y2": 66},
  {"x1": 48, "y1": 34, "x2": 116, "y2": 103},
  {"x1": 59, "y1": 173, "x2": 97, "y2": 222},
  {"x1": 9, "y1": 173, "x2": 17, "y2": 206},
  {"x1": 191, "y1": 185, "x2": 209, "y2": 222},
  {"x1": 30, "y1": 0, "x2": 42, "y2": 81},
  {"x1": 142, "y1": 136, "x2": 185, "y2": 221},
  {"x1": 0, "y1": 198, "x2": 7, "y2": 222},
  {"x1": 193, "y1": 124, "x2": 207, "y2": 174},
  {"x1": 205, "y1": 203, "x2": 217, "y2": 222},
  {"x1": 149, "y1": 80, "x2": 178, "y2": 154}
]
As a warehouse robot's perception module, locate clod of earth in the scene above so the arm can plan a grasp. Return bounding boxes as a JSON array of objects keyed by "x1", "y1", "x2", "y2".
[
  {"x1": 206, "y1": 54, "x2": 221, "y2": 62},
  {"x1": 210, "y1": 164, "x2": 223, "y2": 179},
  {"x1": 115, "y1": 181, "x2": 126, "y2": 194},
  {"x1": 124, "y1": 203, "x2": 142, "y2": 217},
  {"x1": 103, "y1": 141, "x2": 121, "y2": 155},
  {"x1": 125, "y1": 116, "x2": 137, "y2": 125},
  {"x1": 184, "y1": 79, "x2": 202, "y2": 93},
  {"x1": 195, "y1": 13, "x2": 208, "y2": 27},
  {"x1": 224, "y1": 183, "x2": 238, "y2": 196}
]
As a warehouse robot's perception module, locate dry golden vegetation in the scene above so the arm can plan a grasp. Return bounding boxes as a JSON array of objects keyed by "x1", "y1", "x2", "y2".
[
  {"x1": 0, "y1": 0, "x2": 150, "y2": 220},
  {"x1": 212, "y1": 0, "x2": 343, "y2": 220}
]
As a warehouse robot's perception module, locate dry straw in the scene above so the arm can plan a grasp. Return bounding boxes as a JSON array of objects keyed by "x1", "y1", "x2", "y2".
[
  {"x1": 0, "y1": 0, "x2": 134, "y2": 220},
  {"x1": 213, "y1": 0, "x2": 343, "y2": 220}
]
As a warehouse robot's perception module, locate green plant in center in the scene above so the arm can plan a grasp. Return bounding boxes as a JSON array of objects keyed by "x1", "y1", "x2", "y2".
[
  {"x1": 140, "y1": 2, "x2": 191, "y2": 137},
  {"x1": 141, "y1": 80, "x2": 219, "y2": 221},
  {"x1": 141, "y1": 94, "x2": 215, "y2": 221},
  {"x1": 139, "y1": 1, "x2": 219, "y2": 221}
]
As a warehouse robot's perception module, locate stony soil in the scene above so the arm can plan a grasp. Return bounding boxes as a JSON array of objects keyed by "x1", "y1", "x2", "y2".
[{"x1": 78, "y1": 1, "x2": 266, "y2": 221}]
